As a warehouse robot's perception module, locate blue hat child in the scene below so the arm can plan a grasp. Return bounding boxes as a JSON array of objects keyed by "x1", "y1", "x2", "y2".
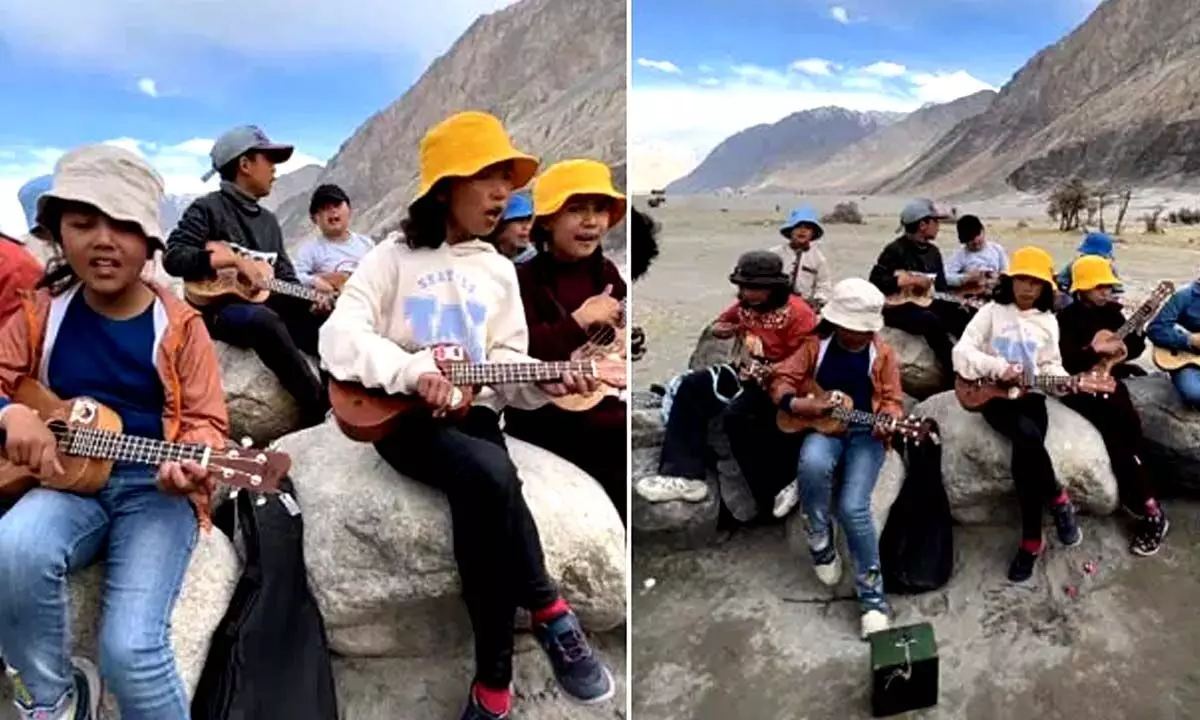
[
  {"x1": 1077, "y1": 231, "x2": 1114, "y2": 258},
  {"x1": 502, "y1": 192, "x2": 534, "y2": 222},
  {"x1": 779, "y1": 205, "x2": 824, "y2": 240},
  {"x1": 18, "y1": 174, "x2": 53, "y2": 234}
]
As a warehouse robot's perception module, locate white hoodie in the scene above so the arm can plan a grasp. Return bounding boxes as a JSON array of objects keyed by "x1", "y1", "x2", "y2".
[
  {"x1": 318, "y1": 237, "x2": 551, "y2": 413},
  {"x1": 951, "y1": 301, "x2": 1068, "y2": 381}
]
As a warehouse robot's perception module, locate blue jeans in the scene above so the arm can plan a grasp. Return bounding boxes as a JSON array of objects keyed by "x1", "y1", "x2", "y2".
[
  {"x1": 0, "y1": 467, "x2": 197, "y2": 719},
  {"x1": 1171, "y1": 367, "x2": 1200, "y2": 407},
  {"x1": 795, "y1": 429, "x2": 887, "y2": 611}
]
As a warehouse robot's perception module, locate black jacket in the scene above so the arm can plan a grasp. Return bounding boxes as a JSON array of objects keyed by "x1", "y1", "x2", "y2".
[
  {"x1": 163, "y1": 182, "x2": 298, "y2": 283},
  {"x1": 869, "y1": 235, "x2": 948, "y2": 296},
  {"x1": 1057, "y1": 299, "x2": 1146, "y2": 375}
]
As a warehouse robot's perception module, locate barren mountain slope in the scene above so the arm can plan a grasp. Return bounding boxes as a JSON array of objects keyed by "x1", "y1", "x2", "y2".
[
  {"x1": 876, "y1": 0, "x2": 1200, "y2": 196},
  {"x1": 665, "y1": 107, "x2": 903, "y2": 195},
  {"x1": 757, "y1": 91, "x2": 995, "y2": 194},
  {"x1": 278, "y1": 0, "x2": 625, "y2": 238}
]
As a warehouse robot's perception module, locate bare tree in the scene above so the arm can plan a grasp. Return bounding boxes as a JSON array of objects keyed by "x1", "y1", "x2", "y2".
[
  {"x1": 1143, "y1": 205, "x2": 1165, "y2": 234},
  {"x1": 1113, "y1": 187, "x2": 1133, "y2": 235},
  {"x1": 1093, "y1": 187, "x2": 1111, "y2": 233},
  {"x1": 1048, "y1": 179, "x2": 1089, "y2": 231}
]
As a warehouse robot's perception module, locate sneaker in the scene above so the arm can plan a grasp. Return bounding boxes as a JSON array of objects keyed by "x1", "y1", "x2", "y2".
[
  {"x1": 772, "y1": 483, "x2": 799, "y2": 518},
  {"x1": 809, "y1": 535, "x2": 842, "y2": 587},
  {"x1": 460, "y1": 687, "x2": 508, "y2": 720},
  {"x1": 1008, "y1": 547, "x2": 1040, "y2": 583},
  {"x1": 1050, "y1": 500, "x2": 1083, "y2": 547},
  {"x1": 860, "y1": 609, "x2": 890, "y2": 639},
  {"x1": 634, "y1": 475, "x2": 708, "y2": 504},
  {"x1": 1130, "y1": 511, "x2": 1170, "y2": 557},
  {"x1": 69, "y1": 657, "x2": 100, "y2": 720},
  {"x1": 533, "y1": 611, "x2": 615, "y2": 705}
]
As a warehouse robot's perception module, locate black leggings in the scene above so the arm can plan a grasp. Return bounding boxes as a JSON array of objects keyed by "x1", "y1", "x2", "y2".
[
  {"x1": 980, "y1": 394, "x2": 1063, "y2": 541},
  {"x1": 882, "y1": 300, "x2": 971, "y2": 374},
  {"x1": 1061, "y1": 382, "x2": 1155, "y2": 512},
  {"x1": 374, "y1": 406, "x2": 558, "y2": 689},
  {"x1": 204, "y1": 294, "x2": 329, "y2": 424}
]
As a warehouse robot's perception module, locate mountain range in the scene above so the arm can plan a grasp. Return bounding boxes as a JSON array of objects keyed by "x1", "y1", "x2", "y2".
[{"x1": 660, "y1": 0, "x2": 1200, "y2": 197}]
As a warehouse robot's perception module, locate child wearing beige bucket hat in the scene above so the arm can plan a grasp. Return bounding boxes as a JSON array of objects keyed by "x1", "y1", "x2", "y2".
[
  {"x1": 504, "y1": 159, "x2": 629, "y2": 520},
  {"x1": 769, "y1": 278, "x2": 903, "y2": 639},
  {"x1": 0, "y1": 144, "x2": 230, "y2": 720},
  {"x1": 317, "y1": 112, "x2": 614, "y2": 720}
]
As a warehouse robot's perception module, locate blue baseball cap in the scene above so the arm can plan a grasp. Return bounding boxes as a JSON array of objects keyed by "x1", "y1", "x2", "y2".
[
  {"x1": 18, "y1": 174, "x2": 52, "y2": 233},
  {"x1": 502, "y1": 192, "x2": 533, "y2": 221},
  {"x1": 1077, "y1": 232, "x2": 1114, "y2": 258}
]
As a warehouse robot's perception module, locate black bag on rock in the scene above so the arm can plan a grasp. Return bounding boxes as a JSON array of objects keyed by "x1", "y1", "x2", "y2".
[
  {"x1": 191, "y1": 477, "x2": 339, "y2": 720},
  {"x1": 879, "y1": 424, "x2": 954, "y2": 594}
]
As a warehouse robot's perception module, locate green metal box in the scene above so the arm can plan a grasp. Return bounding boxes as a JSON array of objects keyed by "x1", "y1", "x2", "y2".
[{"x1": 869, "y1": 622, "x2": 938, "y2": 717}]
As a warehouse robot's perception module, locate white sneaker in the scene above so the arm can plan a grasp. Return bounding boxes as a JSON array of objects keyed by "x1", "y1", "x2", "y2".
[
  {"x1": 634, "y1": 475, "x2": 709, "y2": 503},
  {"x1": 809, "y1": 534, "x2": 843, "y2": 587},
  {"x1": 861, "y1": 610, "x2": 890, "y2": 639},
  {"x1": 772, "y1": 483, "x2": 799, "y2": 518}
]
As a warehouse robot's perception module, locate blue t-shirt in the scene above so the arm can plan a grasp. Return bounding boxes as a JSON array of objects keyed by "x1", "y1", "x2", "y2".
[
  {"x1": 815, "y1": 339, "x2": 874, "y2": 418},
  {"x1": 46, "y1": 292, "x2": 165, "y2": 449}
]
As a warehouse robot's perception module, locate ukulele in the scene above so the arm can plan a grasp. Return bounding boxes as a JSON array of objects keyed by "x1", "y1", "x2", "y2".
[
  {"x1": 328, "y1": 346, "x2": 627, "y2": 442},
  {"x1": 1089, "y1": 281, "x2": 1173, "y2": 374},
  {"x1": 885, "y1": 270, "x2": 986, "y2": 311},
  {"x1": 551, "y1": 301, "x2": 627, "y2": 412},
  {"x1": 776, "y1": 389, "x2": 937, "y2": 442},
  {"x1": 0, "y1": 377, "x2": 290, "y2": 500},
  {"x1": 183, "y1": 242, "x2": 346, "y2": 307},
  {"x1": 954, "y1": 371, "x2": 1115, "y2": 412}
]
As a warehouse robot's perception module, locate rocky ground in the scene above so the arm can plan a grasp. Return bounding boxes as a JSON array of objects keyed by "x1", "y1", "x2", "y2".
[{"x1": 632, "y1": 194, "x2": 1200, "y2": 719}]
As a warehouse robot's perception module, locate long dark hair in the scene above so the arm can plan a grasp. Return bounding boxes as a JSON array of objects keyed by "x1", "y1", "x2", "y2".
[
  {"x1": 738, "y1": 284, "x2": 790, "y2": 312},
  {"x1": 992, "y1": 274, "x2": 1055, "y2": 312},
  {"x1": 399, "y1": 182, "x2": 451, "y2": 249},
  {"x1": 631, "y1": 208, "x2": 659, "y2": 281}
]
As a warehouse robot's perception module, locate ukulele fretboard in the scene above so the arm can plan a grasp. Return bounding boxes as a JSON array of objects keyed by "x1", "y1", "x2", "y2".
[
  {"x1": 263, "y1": 278, "x2": 330, "y2": 302},
  {"x1": 444, "y1": 361, "x2": 597, "y2": 386},
  {"x1": 49, "y1": 423, "x2": 209, "y2": 465}
]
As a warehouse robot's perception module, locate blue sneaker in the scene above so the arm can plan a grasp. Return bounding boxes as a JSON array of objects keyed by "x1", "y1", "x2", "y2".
[{"x1": 533, "y1": 611, "x2": 615, "y2": 705}]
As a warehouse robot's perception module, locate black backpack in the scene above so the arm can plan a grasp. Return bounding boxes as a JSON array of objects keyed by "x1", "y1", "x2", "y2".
[
  {"x1": 879, "y1": 424, "x2": 955, "y2": 594},
  {"x1": 191, "y1": 478, "x2": 339, "y2": 720}
]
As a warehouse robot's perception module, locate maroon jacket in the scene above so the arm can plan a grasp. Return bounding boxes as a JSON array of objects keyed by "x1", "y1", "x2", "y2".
[{"x1": 516, "y1": 251, "x2": 628, "y2": 361}]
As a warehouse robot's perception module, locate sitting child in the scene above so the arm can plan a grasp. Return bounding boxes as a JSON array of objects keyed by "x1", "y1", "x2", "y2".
[
  {"x1": 1146, "y1": 279, "x2": 1200, "y2": 407},
  {"x1": 770, "y1": 278, "x2": 902, "y2": 639}
]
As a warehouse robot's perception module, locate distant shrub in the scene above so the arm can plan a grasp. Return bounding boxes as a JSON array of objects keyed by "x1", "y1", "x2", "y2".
[
  {"x1": 1171, "y1": 207, "x2": 1200, "y2": 225},
  {"x1": 1144, "y1": 206, "x2": 1165, "y2": 234},
  {"x1": 822, "y1": 201, "x2": 864, "y2": 225},
  {"x1": 1016, "y1": 220, "x2": 1029, "y2": 229}
]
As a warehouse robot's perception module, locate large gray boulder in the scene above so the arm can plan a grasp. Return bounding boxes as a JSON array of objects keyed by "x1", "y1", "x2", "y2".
[
  {"x1": 1126, "y1": 373, "x2": 1200, "y2": 495},
  {"x1": 274, "y1": 422, "x2": 626, "y2": 657},
  {"x1": 913, "y1": 390, "x2": 1119, "y2": 524},
  {"x1": 216, "y1": 343, "x2": 315, "y2": 446},
  {"x1": 880, "y1": 327, "x2": 947, "y2": 399},
  {"x1": 632, "y1": 446, "x2": 721, "y2": 551},
  {"x1": 0, "y1": 527, "x2": 239, "y2": 718}
]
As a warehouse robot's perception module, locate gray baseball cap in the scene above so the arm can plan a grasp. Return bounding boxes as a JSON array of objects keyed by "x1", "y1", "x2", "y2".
[
  {"x1": 201, "y1": 125, "x2": 294, "y2": 181},
  {"x1": 900, "y1": 198, "x2": 950, "y2": 226}
]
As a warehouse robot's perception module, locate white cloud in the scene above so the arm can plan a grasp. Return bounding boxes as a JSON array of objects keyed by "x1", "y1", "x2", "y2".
[
  {"x1": 0, "y1": 0, "x2": 520, "y2": 77},
  {"x1": 830, "y1": 6, "x2": 850, "y2": 23},
  {"x1": 861, "y1": 61, "x2": 907, "y2": 77},
  {"x1": 631, "y1": 63, "x2": 997, "y2": 189},
  {"x1": 699, "y1": 77, "x2": 721, "y2": 87},
  {"x1": 0, "y1": 138, "x2": 326, "y2": 237},
  {"x1": 789, "y1": 58, "x2": 837, "y2": 76},
  {"x1": 637, "y1": 57, "x2": 682, "y2": 74},
  {"x1": 136, "y1": 77, "x2": 158, "y2": 97}
]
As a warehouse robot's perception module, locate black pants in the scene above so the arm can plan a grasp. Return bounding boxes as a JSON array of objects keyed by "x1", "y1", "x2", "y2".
[
  {"x1": 882, "y1": 300, "x2": 971, "y2": 373},
  {"x1": 204, "y1": 295, "x2": 329, "y2": 425},
  {"x1": 980, "y1": 394, "x2": 1062, "y2": 541},
  {"x1": 375, "y1": 406, "x2": 558, "y2": 689},
  {"x1": 659, "y1": 369, "x2": 797, "y2": 514},
  {"x1": 1061, "y1": 382, "x2": 1155, "y2": 511},
  {"x1": 505, "y1": 397, "x2": 627, "y2": 524}
]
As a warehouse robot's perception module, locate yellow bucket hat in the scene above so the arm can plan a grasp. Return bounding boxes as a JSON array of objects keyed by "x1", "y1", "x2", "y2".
[
  {"x1": 1006, "y1": 246, "x2": 1055, "y2": 285},
  {"x1": 532, "y1": 159, "x2": 627, "y2": 226},
  {"x1": 414, "y1": 111, "x2": 539, "y2": 204},
  {"x1": 1070, "y1": 254, "x2": 1121, "y2": 293}
]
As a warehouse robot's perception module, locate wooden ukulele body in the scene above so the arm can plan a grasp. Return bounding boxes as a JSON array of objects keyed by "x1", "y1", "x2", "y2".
[
  {"x1": 954, "y1": 376, "x2": 1024, "y2": 411},
  {"x1": 776, "y1": 390, "x2": 852, "y2": 435},
  {"x1": 1152, "y1": 346, "x2": 1200, "y2": 372},
  {"x1": 184, "y1": 258, "x2": 274, "y2": 307},
  {"x1": 0, "y1": 378, "x2": 121, "y2": 499},
  {"x1": 550, "y1": 338, "x2": 625, "y2": 412},
  {"x1": 327, "y1": 379, "x2": 473, "y2": 443}
]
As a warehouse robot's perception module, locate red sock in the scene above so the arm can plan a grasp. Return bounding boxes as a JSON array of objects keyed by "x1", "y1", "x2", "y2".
[
  {"x1": 532, "y1": 597, "x2": 571, "y2": 625},
  {"x1": 1051, "y1": 490, "x2": 1070, "y2": 506},
  {"x1": 1021, "y1": 538, "x2": 1045, "y2": 554},
  {"x1": 1145, "y1": 499, "x2": 1161, "y2": 516},
  {"x1": 473, "y1": 683, "x2": 511, "y2": 716}
]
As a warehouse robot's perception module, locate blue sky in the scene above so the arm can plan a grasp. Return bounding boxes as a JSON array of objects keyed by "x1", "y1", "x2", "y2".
[
  {"x1": 631, "y1": 0, "x2": 1104, "y2": 189},
  {"x1": 0, "y1": 0, "x2": 517, "y2": 236}
]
